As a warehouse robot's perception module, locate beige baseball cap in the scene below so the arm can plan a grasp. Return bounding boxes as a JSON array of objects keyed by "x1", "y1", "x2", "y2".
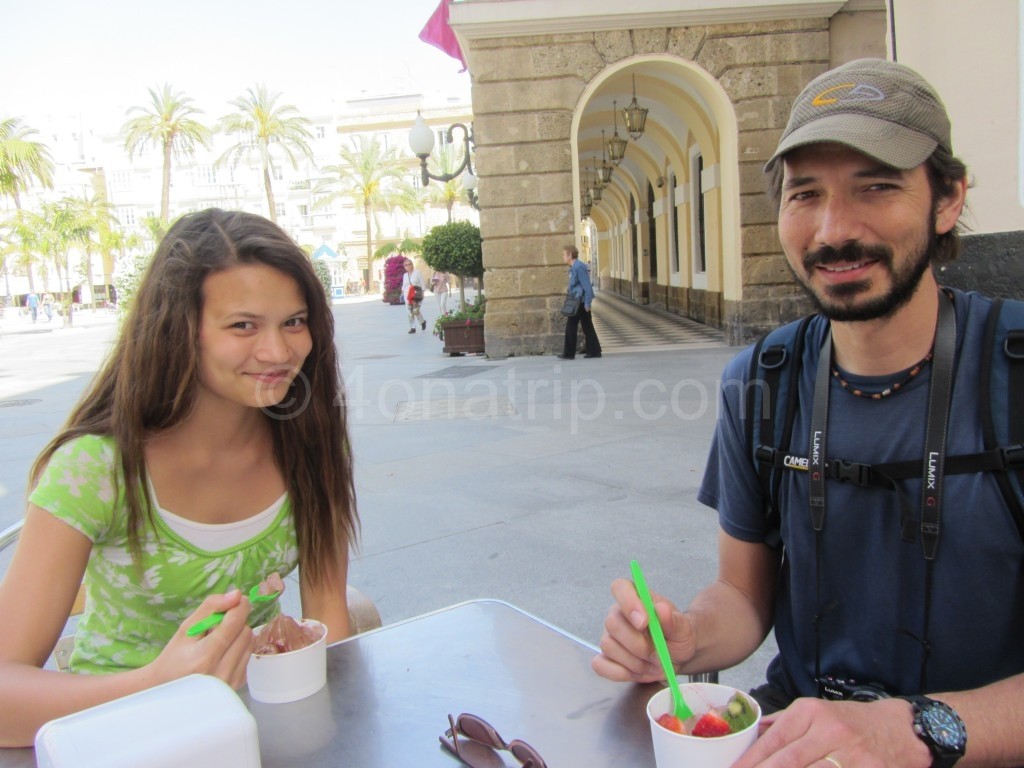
[{"x1": 764, "y1": 58, "x2": 952, "y2": 172}]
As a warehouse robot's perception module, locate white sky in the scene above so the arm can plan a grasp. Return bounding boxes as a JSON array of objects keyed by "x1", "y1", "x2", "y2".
[{"x1": 3, "y1": 0, "x2": 470, "y2": 132}]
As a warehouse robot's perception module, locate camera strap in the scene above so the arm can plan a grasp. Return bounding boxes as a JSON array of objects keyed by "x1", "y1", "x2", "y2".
[{"x1": 807, "y1": 290, "x2": 956, "y2": 691}]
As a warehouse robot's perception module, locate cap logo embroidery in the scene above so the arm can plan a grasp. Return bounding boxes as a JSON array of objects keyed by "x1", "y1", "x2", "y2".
[{"x1": 811, "y1": 83, "x2": 885, "y2": 107}]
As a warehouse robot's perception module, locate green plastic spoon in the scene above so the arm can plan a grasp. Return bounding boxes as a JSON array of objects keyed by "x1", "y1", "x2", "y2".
[
  {"x1": 630, "y1": 559, "x2": 694, "y2": 722},
  {"x1": 186, "y1": 584, "x2": 280, "y2": 637}
]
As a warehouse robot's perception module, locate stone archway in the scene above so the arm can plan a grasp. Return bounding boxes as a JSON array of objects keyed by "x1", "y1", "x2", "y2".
[{"x1": 570, "y1": 54, "x2": 741, "y2": 330}]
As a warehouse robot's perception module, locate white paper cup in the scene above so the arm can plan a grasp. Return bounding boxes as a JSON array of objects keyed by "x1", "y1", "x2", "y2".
[
  {"x1": 646, "y1": 681, "x2": 760, "y2": 768},
  {"x1": 246, "y1": 619, "x2": 327, "y2": 704}
]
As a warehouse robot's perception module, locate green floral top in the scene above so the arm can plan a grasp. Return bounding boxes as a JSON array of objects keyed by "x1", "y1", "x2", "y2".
[{"x1": 29, "y1": 435, "x2": 298, "y2": 674}]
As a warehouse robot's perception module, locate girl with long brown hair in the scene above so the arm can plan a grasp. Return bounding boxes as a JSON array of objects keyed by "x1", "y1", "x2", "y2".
[{"x1": 0, "y1": 209, "x2": 358, "y2": 746}]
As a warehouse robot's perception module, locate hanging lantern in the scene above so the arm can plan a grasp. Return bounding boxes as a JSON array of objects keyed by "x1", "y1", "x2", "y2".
[
  {"x1": 597, "y1": 131, "x2": 614, "y2": 186},
  {"x1": 589, "y1": 176, "x2": 603, "y2": 203},
  {"x1": 623, "y1": 74, "x2": 648, "y2": 141},
  {"x1": 607, "y1": 99, "x2": 627, "y2": 166}
]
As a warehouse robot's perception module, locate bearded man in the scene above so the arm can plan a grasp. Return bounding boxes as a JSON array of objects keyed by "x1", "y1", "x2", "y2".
[{"x1": 595, "y1": 59, "x2": 1024, "y2": 768}]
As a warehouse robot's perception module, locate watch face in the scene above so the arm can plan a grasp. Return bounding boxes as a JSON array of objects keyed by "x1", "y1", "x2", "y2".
[{"x1": 922, "y1": 704, "x2": 967, "y2": 750}]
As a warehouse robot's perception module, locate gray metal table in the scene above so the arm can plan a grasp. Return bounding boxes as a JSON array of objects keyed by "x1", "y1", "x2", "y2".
[{"x1": 1, "y1": 599, "x2": 657, "y2": 767}]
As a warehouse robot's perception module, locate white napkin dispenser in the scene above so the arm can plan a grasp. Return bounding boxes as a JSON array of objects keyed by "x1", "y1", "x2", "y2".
[{"x1": 35, "y1": 674, "x2": 261, "y2": 768}]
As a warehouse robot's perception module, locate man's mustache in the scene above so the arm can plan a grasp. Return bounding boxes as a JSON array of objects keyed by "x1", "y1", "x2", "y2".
[{"x1": 803, "y1": 241, "x2": 893, "y2": 271}]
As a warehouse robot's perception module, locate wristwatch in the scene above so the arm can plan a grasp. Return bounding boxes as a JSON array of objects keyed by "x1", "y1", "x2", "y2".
[{"x1": 899, "y1": 695, "x2": 967, "y2": 767}]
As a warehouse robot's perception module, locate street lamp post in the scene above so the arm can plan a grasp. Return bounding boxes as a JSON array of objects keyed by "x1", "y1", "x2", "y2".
[{"x1": 409, "y1": 113, "x2": 479, "y2": 210}]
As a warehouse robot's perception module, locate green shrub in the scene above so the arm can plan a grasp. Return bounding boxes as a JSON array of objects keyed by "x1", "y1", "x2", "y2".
[
  {"x1": 421, "y1": 221, "x2": 482, "y2": 280},
  {"x1": 311, "y1": 258, "x2": 332, "y2": 296}
]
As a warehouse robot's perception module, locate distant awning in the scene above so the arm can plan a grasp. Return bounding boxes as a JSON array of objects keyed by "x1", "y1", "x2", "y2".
[{"x1": 312, "y1": 244, "x2": 340, "y2": 260}]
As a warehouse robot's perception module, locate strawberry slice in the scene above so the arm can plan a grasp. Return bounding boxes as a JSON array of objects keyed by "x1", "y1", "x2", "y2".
[
  {"x1": 656, "y1": 713, "x2": 685, "y2": 734},
  {"x1": 691, "y1": 711, "x2": 731, "y2": 738}
]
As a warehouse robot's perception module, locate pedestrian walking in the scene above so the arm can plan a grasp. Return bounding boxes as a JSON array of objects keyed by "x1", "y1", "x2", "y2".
[
  {"x1": 25, "y1": 291, "x2": 39, "y2": 323},
  {"x1": 558, "y1": 245, "x2": 601, "y2": 359},
  {"x1": 402, "y1": 259, "x2": 427, "y2": 334},
  {"x1": 41, "y1": 293, "x2": 54, "y2": 322},
  {"x1": 431, "y1": 270, "x2": 451, "y2": 314}
]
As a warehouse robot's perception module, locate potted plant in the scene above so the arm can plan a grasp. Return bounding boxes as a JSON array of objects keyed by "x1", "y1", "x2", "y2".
[
  {"x1": 433, "y1": 294, "x2": 486, "y2": 355},
  {"x1": 421, "y1": 220, "x2": 484, "y2": 352}
]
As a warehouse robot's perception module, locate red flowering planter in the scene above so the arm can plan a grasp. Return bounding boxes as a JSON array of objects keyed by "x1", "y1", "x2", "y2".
[{"x1": 441, "y1": 318, "x2": 485, "y2": 355}]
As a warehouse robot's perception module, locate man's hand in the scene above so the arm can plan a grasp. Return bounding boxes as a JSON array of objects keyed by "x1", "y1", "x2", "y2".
[
  {"x1": 731, "y1": 697, "x2": 933, "y2": 768},
  {"x1": 591, "y1": 578, "x2": 696, "y2": 683}
]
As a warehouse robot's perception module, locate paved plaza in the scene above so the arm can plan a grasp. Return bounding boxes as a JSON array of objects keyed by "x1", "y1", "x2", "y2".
[{"x1": 0, "y1": 293, "x2": 777, "y2": 692}]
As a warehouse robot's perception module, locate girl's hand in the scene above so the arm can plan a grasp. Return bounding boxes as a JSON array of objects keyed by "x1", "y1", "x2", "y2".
[{"x1": 150, "y1": 590, "x2": 255, "y2": 689}]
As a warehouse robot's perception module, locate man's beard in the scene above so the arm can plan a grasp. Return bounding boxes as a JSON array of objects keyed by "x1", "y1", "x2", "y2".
[{"x1": 791, "y1": 216, "x2": 937, "y2": 323}]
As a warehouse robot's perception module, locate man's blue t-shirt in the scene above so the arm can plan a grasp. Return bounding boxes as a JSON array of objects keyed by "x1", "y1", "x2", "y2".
[{"x1": 698, "y1": 289, "x2": 1024, "y2": 698}]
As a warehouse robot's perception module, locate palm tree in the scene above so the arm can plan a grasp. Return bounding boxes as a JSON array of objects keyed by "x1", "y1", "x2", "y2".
[
  {"x1": 122, "y1": 84, "x2": 212, "y2": 220},
  {"x1": 68, "y1": 194, "x2": 117, "y2": 309},
  {"x1": 5, "y1": 205, "x2": 70, "y2": 318},
  {"x1": 0, "y1": 220, "x2": 18, "y2": 305},
  {"x1": 36, "y1": 201, "x2": 79, "y2": 317},
  {"x1": 315, "y1": 135, "x2": 422, "y2": 287},
  {"x1": 140, "y1": 214, "x2": 171, "y2": 243},
  {"x1": 0, "y1": 116, "x2": 55, "y2": 210},
  {"x1": 5, "y1": 209, "x2": 46, "y2": 292},
  {"x1": 422, "y1": 143, "x2": 467, "y2": 224},
  {"x1": 217, "y1": 84, "x2": 314, "y2": 223},
  {"x1": 98, "y1": 224, "x2": 142, "y2": 312},
  {"x1": 372, "y1": 236, "x2": 422, "y2": 263}
]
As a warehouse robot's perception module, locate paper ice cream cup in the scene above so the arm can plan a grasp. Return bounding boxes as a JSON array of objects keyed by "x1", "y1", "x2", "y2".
[
  {"x1": 647, "y1": 680, "x2": 760, "y2": 768},
  {"x1": 246, "y1": 619, "x2": 327, "y2": 704}
]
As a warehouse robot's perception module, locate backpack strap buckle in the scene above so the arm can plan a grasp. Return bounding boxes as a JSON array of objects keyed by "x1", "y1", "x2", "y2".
[
  {"x1": 827, "y1": 459, "x2": 872, "y2": 486},
  {"x1": 754, "y1": 445, "x2": 776, "y2": 465},
  {"x1": 758, "y1": 344, "x2": 788, "y2": 370},
  {"x1": 1004, "y1": 330, "x2": 1024, "y2": 359},
  {"x1": 998, "y1": 444, "x2": 1024, "y2": 469}
]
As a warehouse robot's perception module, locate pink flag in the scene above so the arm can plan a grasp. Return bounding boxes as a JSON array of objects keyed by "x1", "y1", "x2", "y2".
[{"x1": 419, "y1": 0, "x2": 467, "y2": 71}]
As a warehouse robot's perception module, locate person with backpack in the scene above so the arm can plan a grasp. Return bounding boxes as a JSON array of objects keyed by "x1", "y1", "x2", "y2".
[{"x1": 594, "y1": 59, "x2": 1024, "y2": 767}]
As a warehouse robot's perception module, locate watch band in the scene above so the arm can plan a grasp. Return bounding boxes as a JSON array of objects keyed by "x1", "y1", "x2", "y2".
[{"x1": 899, "y1": 695, "x2": 966, "y2": 768}]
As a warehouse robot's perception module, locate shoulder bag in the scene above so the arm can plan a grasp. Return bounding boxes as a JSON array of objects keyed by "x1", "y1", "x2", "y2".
[{"x1": 560, "y1": 292, "x2": 582, "y2": 317}]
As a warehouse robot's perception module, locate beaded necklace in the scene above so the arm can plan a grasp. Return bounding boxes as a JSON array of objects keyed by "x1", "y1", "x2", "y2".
[{"x1": 830, "y1": 351, "x2": 934, "y2": 400}]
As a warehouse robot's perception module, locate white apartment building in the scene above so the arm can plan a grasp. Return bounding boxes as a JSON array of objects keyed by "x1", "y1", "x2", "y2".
[{"x1": 2, "y1": 91, "x2": 476, "y2": 302}]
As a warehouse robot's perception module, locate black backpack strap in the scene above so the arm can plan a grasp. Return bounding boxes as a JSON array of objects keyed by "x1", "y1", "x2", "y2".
[
  {"x1": 752, "y1": 335, "x2": 787, "y2": 511},
  {"x1": 749, "y1": 315, "x2": 816, "y2": 545},
  {"x1": 746, "y1": 332, "x2": 771, "y2": 485},
  {"x1": 982, "y1": 298, "x2": 1024, "y2": 541}
]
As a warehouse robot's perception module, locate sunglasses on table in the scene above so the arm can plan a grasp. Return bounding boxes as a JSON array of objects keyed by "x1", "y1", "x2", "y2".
[{"x1": 439, "y1": 713, "x2": 548, "y2": 768}]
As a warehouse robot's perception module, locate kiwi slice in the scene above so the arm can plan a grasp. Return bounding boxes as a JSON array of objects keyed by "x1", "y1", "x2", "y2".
[{"x1": 723, "y1": 692, "x2": 757, "y2": 732}]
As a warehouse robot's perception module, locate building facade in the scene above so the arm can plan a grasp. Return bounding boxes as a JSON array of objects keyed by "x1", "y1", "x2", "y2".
[{"x1": 449, "y1": 0, "x2": 1024, "y2": 355}]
